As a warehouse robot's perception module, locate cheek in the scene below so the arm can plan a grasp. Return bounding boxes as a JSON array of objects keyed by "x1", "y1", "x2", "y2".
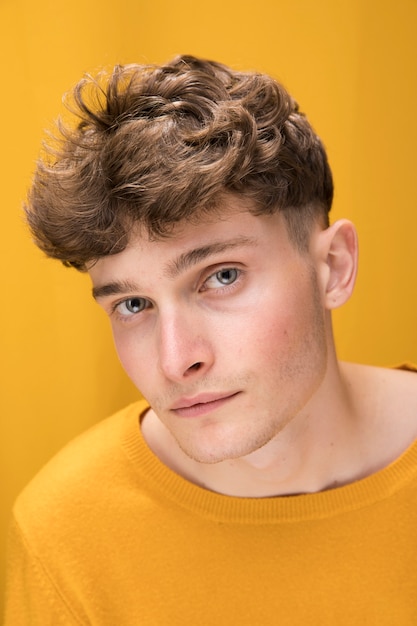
[
  {"x1": 112, "y1": 329, "x2": 149, "y2": 389},
  {"x1": 215, "y1": 306, "x2": 295, "y2": 377},
  {"x1": 244, "y1": 280, "x2": 324, "y2": 369},
  {"x1": 250, "y1": 313, "x2": 294, "y2": 364}
]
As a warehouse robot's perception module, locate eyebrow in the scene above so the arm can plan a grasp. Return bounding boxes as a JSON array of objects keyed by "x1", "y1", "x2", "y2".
[
  {"x1": 92, "y1": 279, "x2": 140, "y2": 301},
  {"x1": 92, "y1": 235, "x2": 258, "y2": 300},
  {"x1": 164, "y1": 236, "x2": 258, "y2": 279}
]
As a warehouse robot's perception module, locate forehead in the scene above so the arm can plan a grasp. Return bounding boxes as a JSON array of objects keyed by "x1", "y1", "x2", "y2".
[
  {"x1": 89, "y1": 207, "x2": 296, "y2": 298},
  {"x1": 134, "y1": 207, "x2": 265, "y2": 254}
]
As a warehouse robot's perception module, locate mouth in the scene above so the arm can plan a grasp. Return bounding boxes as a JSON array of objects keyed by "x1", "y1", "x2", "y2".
[{"x1": 170, "y1": 391, "x2": 241, "y2": 418}]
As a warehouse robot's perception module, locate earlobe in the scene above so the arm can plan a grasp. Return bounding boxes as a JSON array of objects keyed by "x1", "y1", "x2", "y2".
[{"x1": 315, "y1": 219, "x2": 358, "y2": 310}]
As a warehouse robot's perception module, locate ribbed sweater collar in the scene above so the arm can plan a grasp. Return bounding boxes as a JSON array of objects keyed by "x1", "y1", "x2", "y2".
[{"x1": 121, "y1": 399, "x2": 417, "y2": 524}]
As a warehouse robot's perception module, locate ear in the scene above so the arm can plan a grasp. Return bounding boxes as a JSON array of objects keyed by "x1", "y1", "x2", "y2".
[{"x1": 314, "y1": 219, "x2": 358, "y2": 310}]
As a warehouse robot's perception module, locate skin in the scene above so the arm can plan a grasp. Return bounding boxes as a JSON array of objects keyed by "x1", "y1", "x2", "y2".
[{"x1": 89, "y1": 198, "x2": 417, "y2": 497}]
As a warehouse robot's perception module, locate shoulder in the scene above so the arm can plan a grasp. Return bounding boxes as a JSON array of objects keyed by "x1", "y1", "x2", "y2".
[
  {"x1": 348, "y1": 362, "x2": 417, "y2": 407},
  {"x1": 13, "y1": 400, "x2": 148, "y2": 533},
  {"x1": 342, "y1": 361, "x2": 417, "y2": 404},
  {"x1": 341, "y1": 362, "x2": 417, "y2": 467},
  {"x1": 369, "y1": 363, "x2": 417, "y2": 424},
  {"x1": 376, "y1": 363, "x2": 417, "y2": 422}
]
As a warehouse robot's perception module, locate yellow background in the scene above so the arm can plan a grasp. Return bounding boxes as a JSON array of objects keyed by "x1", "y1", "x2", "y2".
[{"x1": 1, "y1": 0, "x2": 416, "y2": 609}]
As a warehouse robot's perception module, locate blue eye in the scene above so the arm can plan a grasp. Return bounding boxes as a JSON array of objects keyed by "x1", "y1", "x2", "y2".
[
  {"x1": 216, "y1": 268, "x2": 238, "y2": 284},
  {"x1": 117, "y1": 297, "x2": 148, "y2": 316},
  {"x1": 204, "y1": 268, "x2": 240, "y2": 290}
]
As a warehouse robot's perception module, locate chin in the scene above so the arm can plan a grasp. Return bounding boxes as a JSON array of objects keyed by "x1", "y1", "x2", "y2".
[
  {"x1": 179, "y1": 445, "x2": 245, "y2": 465},
  {"x1": 174, "y1": 423, "x2": 278, "y2": 465}
]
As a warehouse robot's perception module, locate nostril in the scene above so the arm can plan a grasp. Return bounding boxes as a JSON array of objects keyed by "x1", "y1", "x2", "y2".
[{"x1": 189, "y1": 362, "x2": 202, "y2": 372}]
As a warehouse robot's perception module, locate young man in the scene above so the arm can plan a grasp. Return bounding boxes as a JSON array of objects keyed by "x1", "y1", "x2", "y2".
[{"x1": 5, "y1": 55, "x2": 417, "y2": 624}]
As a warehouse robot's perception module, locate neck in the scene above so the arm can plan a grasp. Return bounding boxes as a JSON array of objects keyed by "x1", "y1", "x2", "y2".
[
  {"x1": 194, "y1": 363, "x2": 359, "y2": 496},
  {"x1": 141, "y1": 359, "x2": 373, "y2": 497}
]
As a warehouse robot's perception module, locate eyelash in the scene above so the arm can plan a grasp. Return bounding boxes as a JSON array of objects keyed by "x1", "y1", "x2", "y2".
[
  {"x1": 111, "y1": 266, "x2": 243, "y2": 322},
  {"x1": 200, "y1": 267, "x2": 242, "y2": 292},
  {"x1": 112, "y1": 297, "x2": 150, "y2": 320}
]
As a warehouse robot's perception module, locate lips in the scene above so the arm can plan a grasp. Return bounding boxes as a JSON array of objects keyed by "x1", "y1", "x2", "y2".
[{"x1": 170, "y1": 391, "x2": 240, "y2": 417}]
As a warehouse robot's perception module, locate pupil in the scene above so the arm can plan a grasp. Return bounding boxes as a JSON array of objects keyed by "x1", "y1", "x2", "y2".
[
  {"x1": 219, "y1": 269, "x2": 236, "y2": 284},
  {"x1": 128, "y1": 298, "x2": 141, "y2": 312}
]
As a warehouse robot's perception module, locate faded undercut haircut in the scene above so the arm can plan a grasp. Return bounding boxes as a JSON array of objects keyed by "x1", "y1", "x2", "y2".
[{"x1": 25, "y1": 54, "x2": 333, "y2": 271}]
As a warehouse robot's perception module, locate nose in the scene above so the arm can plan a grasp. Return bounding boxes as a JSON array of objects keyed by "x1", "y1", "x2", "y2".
[{"x1": 156, "y1": 309, "x2": 214, "y2": 382}]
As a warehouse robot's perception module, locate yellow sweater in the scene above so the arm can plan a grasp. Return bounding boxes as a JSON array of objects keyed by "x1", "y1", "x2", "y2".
[{"x1": 5, "y1": 399, "x2": 417, "y2": 625}]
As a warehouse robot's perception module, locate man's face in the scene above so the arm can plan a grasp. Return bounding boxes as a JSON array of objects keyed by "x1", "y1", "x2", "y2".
[{"x1": 90, "y1": 201, "x2": 329, "y2": 464}]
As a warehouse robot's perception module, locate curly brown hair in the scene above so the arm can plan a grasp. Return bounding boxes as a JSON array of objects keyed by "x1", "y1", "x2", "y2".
[{"x1": 25, "y1": 54, "x2": 333, "y2": 271}]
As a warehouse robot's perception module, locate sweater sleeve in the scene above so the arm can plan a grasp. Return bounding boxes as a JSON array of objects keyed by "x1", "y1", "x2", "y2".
[{"x1": 4, "y1": 517, "x2": 83, "y2": 626}]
